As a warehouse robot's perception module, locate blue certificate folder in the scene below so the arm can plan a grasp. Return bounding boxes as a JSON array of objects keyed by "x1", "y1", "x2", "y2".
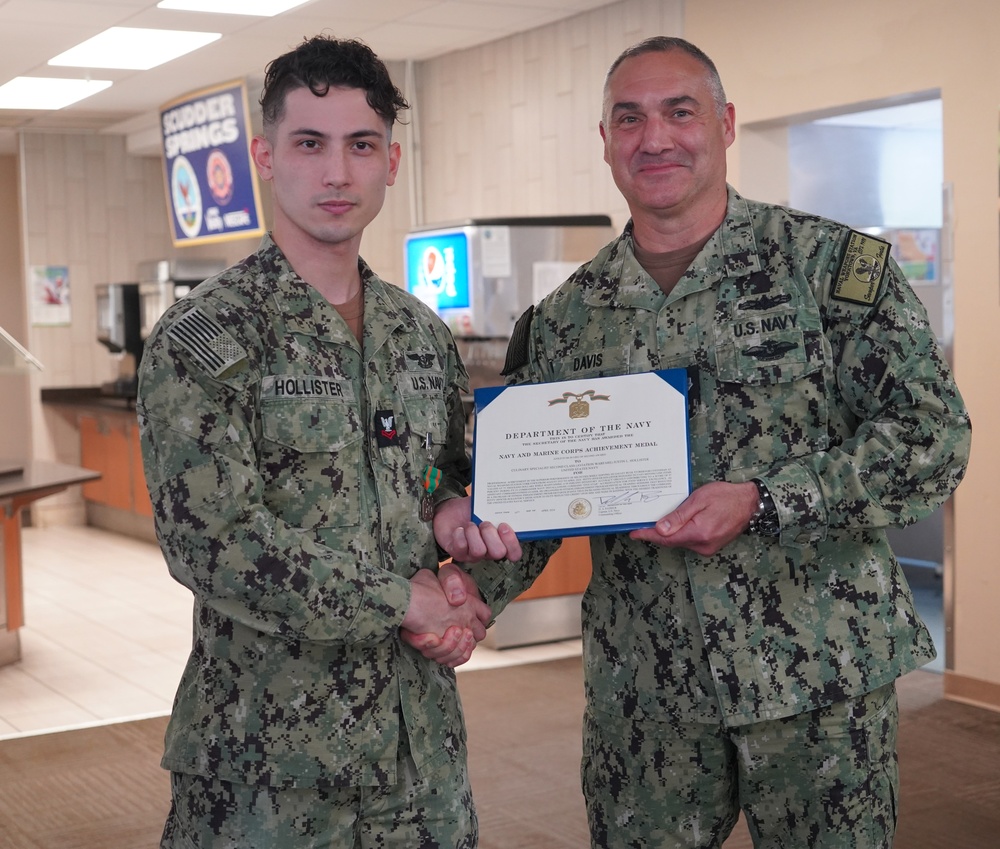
[{"x1": 471, "y1": 369, "x2": 691, "y2": 541}]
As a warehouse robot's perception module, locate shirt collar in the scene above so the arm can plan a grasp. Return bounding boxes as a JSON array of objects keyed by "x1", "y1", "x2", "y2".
[{"x1": 584, "y1": 186, "x2": 762, "y2": 309}]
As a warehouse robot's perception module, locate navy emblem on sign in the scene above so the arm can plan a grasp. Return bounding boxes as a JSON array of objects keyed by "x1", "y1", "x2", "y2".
[{"x1": 375, "y1": 410, "x2": 400, "y2": 447}]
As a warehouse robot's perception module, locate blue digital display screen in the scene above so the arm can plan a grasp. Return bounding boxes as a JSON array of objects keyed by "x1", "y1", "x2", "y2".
[{"x1": 405, "y1": 230, "x2": 471, "y2": 311}]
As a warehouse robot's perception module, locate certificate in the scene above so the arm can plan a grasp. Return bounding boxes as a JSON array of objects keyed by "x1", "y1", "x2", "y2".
[{"x1": 471, "y1": 370, "x2": 690, "y2": 540}]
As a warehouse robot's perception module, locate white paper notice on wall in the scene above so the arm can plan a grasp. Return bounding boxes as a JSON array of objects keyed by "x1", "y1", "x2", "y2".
[
  {"x1": 533, "y1": 261, "x2": 580, "y2": 302},
  {"x1": 479, "y1": 227, "x2": 512, "y2": 277}
]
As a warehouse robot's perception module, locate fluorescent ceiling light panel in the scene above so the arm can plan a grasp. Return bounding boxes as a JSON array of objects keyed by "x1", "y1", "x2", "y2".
[
  {"x1": 48, "y1": 27, "x2": 221, "y2": 71},
  {"x1": 156, "y1": 0, "x2": 311, "y2": 15},
  {"x1": 0, "y1": 76, "x2": 113, "y2": 110}
]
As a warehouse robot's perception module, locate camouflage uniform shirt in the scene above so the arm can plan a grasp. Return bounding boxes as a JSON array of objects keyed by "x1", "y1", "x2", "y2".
[
  {"x1": 137, "y1": 234, "x2": 471, "y2": 788},
  {"x1": 490, "y1": 188, "x2": 971, "y2": 727}
]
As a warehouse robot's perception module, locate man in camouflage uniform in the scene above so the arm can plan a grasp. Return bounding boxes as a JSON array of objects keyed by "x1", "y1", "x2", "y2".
[
  {"x1": 138, "y1": 36, "x2": 517, "y2": 849},
  {"x1": 423, "y1": 37, "x2": 971, "y2": 849}
]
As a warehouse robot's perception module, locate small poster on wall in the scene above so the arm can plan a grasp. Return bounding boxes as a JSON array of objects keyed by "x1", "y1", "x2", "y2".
[
  {"x1": 879, "y1": 228, "x2": 939, "y2": 285},
  {"x1": 159, "y1": 79, "x2": 265, "y2": 247},
  {"x1": 30, "y1": 265, "x2": 71, "y2": 326}
]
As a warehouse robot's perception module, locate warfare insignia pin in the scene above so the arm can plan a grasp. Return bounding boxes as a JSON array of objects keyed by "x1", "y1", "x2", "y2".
[{"x1": 405, "y1": 352, "x2": 435, "y2": 369}]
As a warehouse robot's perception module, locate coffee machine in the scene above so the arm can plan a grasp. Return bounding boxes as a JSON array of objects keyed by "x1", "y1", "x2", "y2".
[
  {"x1": 95, "y1": 257, "x2": 225, "y2": 397},
  {"x1": 95, "y1": 282, "x2": 143, "y2": 397},
  {"x1": 137, "y1": 257, "x2": 226, "y2": 341}
]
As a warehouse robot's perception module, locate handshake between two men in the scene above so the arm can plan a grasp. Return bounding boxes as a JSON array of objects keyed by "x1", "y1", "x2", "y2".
[{"x1": 400, "y1": 496, "x2": 522, "y2": 668}]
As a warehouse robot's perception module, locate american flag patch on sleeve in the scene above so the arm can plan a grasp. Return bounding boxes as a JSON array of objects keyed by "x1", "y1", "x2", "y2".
[{"x1": 166, "y1": 306, "x2": 246, "y2": 377}]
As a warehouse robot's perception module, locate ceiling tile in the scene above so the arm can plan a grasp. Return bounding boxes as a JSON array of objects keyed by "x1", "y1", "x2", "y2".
[{"x1": 0, "y1": 0, "x2": 618, "y2": 153}]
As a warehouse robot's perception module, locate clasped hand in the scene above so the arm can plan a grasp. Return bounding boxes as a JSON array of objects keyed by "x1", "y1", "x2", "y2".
[
  {"x1": 401, "y1": 567, "x2": 491, "y2": 668},
  {"x1": 400, "y1": 497, "x2": 522, "y2": 668}
]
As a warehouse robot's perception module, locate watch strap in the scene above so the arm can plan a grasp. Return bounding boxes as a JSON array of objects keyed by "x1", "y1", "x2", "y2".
[{"x1": 748, "y1": 479, "x2": 780, "y2": 536}]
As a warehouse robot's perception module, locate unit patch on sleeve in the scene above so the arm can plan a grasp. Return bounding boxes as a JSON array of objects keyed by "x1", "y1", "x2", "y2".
[
  {"x1": 832, "y1": 231, "x2": 891, "y2": 306},
  {"x1": 167, "y1": 306, "x2": 246, "y2": 377}
]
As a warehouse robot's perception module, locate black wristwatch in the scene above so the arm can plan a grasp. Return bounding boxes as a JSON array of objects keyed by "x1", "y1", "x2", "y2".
[{"x1": 747, "y1": 479, "x2": 780, "y2": 537}]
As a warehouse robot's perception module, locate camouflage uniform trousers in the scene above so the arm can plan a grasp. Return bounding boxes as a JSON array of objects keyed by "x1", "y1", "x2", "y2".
[
  {"x1": 581, "y1": 682, "x2": 898, "y2": 849},
  {"x1": 160, "y1": 734, "x2": 477, "y2": 849}
]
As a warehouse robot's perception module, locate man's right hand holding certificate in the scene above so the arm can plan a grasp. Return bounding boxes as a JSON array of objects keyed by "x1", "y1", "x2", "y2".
[{"x1": 433, "y1": 496, "x2": 523, "y2": 566}]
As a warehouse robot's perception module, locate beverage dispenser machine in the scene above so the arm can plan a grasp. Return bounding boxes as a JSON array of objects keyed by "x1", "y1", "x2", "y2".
[
  {"x1": 404, "y1": 215, "x2": 615, "y2": 649},
  {"x1": 95, "y1": 257, "x2": 226, "y2": 397},
  {"x1": 138, "y1": 257, "x2": 227, "y2": 341},
  {"x1": 404, "y1": 215, "x2": 614, "y2": 400}
]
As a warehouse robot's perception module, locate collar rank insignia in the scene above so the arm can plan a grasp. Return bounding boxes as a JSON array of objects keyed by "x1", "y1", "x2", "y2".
[{"x1": 375, "y1": 410, "x2": 400, "y2": 447}]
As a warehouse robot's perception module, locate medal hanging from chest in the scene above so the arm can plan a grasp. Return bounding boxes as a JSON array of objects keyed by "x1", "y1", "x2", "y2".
[{"x1": 421, "y1": 433, "x2": 442, "y2": 522}]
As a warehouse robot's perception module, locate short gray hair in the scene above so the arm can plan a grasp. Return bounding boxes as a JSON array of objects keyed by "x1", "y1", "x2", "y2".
[{"x1": 603, "y1": 36, "x2": 727, "y2": 118}]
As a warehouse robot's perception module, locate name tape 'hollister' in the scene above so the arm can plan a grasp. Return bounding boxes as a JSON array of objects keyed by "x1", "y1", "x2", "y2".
[{"x1": 260, "y1": 375, "x2": 356, "y2": 402}]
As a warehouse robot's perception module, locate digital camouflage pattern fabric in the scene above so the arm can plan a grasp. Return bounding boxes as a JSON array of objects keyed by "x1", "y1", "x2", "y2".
[
  {"x1": 581, "y1": 682, "x2": 898, "y2": 848},
  {"x1": 161, "y1": 743, "x2": 478, "y2": 848},
  {"x1": 474, "y1": 187, "x2": 971, "y2": 728},
  {"x1": 137, "y1": 235, "x2": 472, "y2": 789}
]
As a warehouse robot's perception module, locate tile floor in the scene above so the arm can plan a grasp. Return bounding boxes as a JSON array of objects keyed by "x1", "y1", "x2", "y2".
[
  {"x1": 0, "y1": 524, "x2": 582, "y2": 740},
  {"x1": 1, "y1": 525, "x2": 944, "y2": 742}
]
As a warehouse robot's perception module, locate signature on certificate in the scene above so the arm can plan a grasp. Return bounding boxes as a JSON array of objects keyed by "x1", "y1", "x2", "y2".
[{"x1": 599, "y1": 490, "x2": 665, "y2": 506}]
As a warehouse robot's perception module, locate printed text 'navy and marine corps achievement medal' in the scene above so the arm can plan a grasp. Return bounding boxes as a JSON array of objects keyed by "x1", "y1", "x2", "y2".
[{"x1": 471, "y1": 371, "x2": 691, "y2": 540}]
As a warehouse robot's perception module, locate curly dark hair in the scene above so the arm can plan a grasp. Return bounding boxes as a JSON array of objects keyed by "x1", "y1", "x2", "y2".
[{"x1": 259, "y1": 35, "x2": 409, "y2": 132}]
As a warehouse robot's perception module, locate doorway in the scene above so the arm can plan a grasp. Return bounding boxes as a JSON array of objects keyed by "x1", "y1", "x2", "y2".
[{"x1": 742, "y1": 96, "x2": 950, "y2": 672}]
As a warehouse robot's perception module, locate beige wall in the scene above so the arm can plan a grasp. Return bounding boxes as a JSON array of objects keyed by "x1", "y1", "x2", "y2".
[
  {"x1": 19, "y1": 132, "x2": 174, "y2": 522},
  {"x1": 22, "y1": 132, "x2": 171, "y2": 394},
  {"x1": 416, "y1": 0, "x2": 682, "y2": 229}
]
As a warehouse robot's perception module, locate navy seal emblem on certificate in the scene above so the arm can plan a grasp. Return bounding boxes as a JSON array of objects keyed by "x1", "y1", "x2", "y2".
[{"x1": 471, "y1": 370, "x2": 690, "y2": 540}]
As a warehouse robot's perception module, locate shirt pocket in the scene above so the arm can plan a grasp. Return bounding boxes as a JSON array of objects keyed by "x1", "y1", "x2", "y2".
[
  {"x1": 395, "y1": 372, "x2": 450, "y2": 470},
  {"x1": 259, "y1": 397, "x2": 363, "y2": 529},
  {"x1": 709, "y1": 309, "x2": 831, "y2": 474}
]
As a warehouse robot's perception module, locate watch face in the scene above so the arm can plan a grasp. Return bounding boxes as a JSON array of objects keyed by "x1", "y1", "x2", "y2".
[
  {"x1": 754, "y1": 514, "x2": 781, "y2": 537},
  {"x1": 749, "y1": 509, "x2": 780, "y2": 536}
]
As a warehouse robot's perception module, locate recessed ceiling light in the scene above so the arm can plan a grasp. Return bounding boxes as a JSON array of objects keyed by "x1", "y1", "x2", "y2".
[
  {"x1": 48, "y1": 27, "x2": 221, "y2": 71},
  {"x1": 156, "y1": 0, "x2": 310, "y2": 15},
  {"x1": 0, "y1": 77, "x2": 113, "y2": 110}
]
